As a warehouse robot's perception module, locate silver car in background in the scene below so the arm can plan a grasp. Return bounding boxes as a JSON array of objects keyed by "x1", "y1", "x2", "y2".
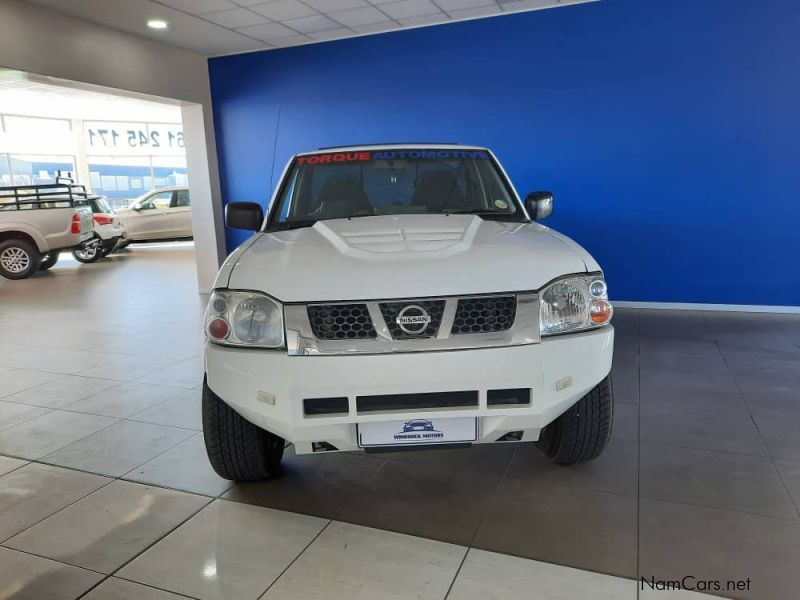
[{"x1": 116, "y1": 187, "x2": 192, "y2": 241}]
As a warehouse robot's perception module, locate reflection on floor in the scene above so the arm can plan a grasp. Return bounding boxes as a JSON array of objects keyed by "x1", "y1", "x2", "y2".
[{"x1": 1, "y1": 242, "x2": 799, "y2": 599}]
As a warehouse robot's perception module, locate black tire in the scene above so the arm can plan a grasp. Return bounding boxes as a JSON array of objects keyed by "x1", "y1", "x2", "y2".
[
  {"x1": 536, "y1": 376, "x2": 614, "y2": 465},
  {"x1": 39, "y1": 252, "x2": 59, "y2": 271},
  {"x1": 72, "y1": 243, "x2": 102, "y2": 263},
  {"x1": 202, "y1": 377, "x2": 285, "y2": 481},
  {"x1": 0, "y1": 239, "x2": 40, "y2": 280}
]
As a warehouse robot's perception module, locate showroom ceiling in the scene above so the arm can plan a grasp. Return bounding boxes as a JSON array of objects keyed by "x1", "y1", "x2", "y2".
[{"x1": 24, "y1": 0, "x2": 595, "y2": 56}]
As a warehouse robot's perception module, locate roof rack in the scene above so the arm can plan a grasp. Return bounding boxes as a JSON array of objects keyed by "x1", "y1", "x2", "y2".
[
  {"x1": 0, "y1": 172, "x2": 95, "y2": 211},
  {"x1": 317, "y1": 142, "x2": 459, "y2": 150}
]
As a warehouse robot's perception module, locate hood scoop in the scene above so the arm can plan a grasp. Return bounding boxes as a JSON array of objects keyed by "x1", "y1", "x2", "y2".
[{"x1": 313, "y1": 216, "x2": 481, "y2": 261}]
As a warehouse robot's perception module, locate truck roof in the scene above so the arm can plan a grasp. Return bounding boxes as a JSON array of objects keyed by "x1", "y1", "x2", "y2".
[{"x1": 296, "y1": 143, "x2": 489, "y2": 157}]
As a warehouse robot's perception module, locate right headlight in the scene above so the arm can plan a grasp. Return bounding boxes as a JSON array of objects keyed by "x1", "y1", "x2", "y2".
[
  {"x1": 204, "y1": 289, "x2": 285, "y2": 348},
  {"x1": 539, "y1": 274, "x2": 613, "y2": 336}
]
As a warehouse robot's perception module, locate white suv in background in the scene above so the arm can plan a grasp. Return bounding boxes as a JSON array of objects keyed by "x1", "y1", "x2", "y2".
[
  {"x1": 116, "y1": 187, "x2": 192, "y2": 241},
  {"x1": 203, "y1": 145, "x2": 614, "y2": 481}
]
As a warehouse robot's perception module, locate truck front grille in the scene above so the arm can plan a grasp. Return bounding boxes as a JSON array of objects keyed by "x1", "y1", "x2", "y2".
[
  {"x1": 307, "y1": 304, "x2": 377, "y2": 340},
  {"x1": 452, "y1": 295, "x2": 516, "y2": 334}
]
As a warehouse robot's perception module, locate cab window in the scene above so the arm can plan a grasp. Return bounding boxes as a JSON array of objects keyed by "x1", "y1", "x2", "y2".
[
  {"x1": 141, "y1": 191, "x2": 172, "y2": 210},
  {"x1": 173, "y1": 190, "x2": 190, "y2": 208}
]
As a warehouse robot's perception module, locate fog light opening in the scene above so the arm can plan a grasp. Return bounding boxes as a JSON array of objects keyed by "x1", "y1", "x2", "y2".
[{"x1": 312, "y1": 441, "x2": 339, "y2": 452}]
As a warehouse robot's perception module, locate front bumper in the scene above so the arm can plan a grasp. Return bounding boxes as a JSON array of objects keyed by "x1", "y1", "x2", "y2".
[{"x1": 205, "y1": 326, "x2": 614, "y2": 454}]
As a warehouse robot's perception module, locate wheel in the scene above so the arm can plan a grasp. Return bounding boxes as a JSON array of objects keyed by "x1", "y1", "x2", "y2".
[
  {"x1": 202, "y1": 377, "x2": 285, "y2": 481},
  {"x1": 39, "y1": 252, "x2": 59, "y2": 271},
  {"x1": 536, "y1": 376, "x2": 614, "y2": 465},
  {"x1": 0, "y1": 239, "x2": 40, "y2": 280},
  {"x1": 72, "y1": 243, "x2": 102, "y2": 263}
]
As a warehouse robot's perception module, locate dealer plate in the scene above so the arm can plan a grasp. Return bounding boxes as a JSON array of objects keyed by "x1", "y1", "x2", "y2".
[{"x1": 357, "y1": 417, "x2": 478, "y2": 448}]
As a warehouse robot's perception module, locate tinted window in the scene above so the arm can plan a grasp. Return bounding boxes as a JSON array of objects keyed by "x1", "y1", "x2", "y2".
[{"x1": 174, "y1": 190, "x2": 190, "y2": 207}]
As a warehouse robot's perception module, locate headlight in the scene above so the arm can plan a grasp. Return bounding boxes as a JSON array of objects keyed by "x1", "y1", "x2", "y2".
[
  {"x1": 540, "y1": 275, "x2": 612, "y2": 336},
  {"x1": 205, "y1": 290, "x2": 284, "y2": 348}
]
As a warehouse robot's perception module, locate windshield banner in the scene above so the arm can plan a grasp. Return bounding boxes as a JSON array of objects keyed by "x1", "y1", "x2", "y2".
[{"x1": 296, "y1": 149, "x2": 490, "y2": 165}]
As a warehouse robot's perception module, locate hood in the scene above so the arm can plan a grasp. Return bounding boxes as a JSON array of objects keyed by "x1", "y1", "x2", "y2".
[{"x1": 224, "y1": 214, "x2": 594, "y2": 302}]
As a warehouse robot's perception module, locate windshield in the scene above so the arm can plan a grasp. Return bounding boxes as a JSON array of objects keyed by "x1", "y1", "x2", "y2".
[
  {"x1": 268, "y1": 148, "x2": 524, "y2": 230},
  {"x1": 91, "y1": 196, "x2": 112, "y2": 214}
]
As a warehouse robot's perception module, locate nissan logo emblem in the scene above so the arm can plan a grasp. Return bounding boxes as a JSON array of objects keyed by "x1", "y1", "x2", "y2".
[{"x1": 396, "y1": 304, "x2": 432, "y2": 335}]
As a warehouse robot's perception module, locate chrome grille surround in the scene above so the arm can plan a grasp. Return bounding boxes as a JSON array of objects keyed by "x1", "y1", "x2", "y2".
[{"x1": 285, "y1": 293, "x2": 539, "y2": 356}]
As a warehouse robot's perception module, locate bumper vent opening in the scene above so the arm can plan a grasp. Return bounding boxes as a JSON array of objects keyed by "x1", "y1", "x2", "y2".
[
  {"x1": 303, "y1": 397, "x2": 349, "y2": 416},
  {"x1": 357, "y1": 391, "x2": 478, "y2": 413},
  {"x1": 487, "y1": 388, "x2": 531, "y2": 407},
  {"x1": 496, "y1": 431, "x2": 523, "y2": 442},
  {"x1": 312, "y1": 442, "x2": 339, "y2": 452}
]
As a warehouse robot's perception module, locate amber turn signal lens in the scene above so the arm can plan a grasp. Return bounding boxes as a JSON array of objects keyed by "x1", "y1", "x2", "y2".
[
  {"x1": 208, "y1": 318, "x2": 230, "y2": 340},
  {"x1": 589, "y1": 300, "x2": 613, "y2": 324}
]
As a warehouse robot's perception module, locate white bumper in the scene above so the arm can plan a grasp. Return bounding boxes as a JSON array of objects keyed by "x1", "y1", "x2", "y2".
[{"x1": 205, "y1": 326, "x2": 614, "y2": 454}]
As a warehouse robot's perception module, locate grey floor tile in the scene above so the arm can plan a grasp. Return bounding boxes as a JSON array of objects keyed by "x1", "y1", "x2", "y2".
[
  {"x1": 43, "y1": 419, "x2": 195, "y2": 477},
  {"x1": 130, "y1": 387, "x2": 202, "y2": 430},
  {"x1": 474, "y1": 479, "x2": 637, "y2": 577},
  {"x1": 738, "y1": 382, "x2": 800, "y2": 416},
  {"x1": 0, "y1": 400, "x2": 51, "y2": 432},
  {"x1": 60, "y1": 382, "x2": 184, "y2": 418},
  {"x1": 78, "y1": 354, "x2": 172, "y2": 383},
  {"x1": 639, "y1": 588, "x2": 732, "y2": 599},
  {"x1": 5, "y1": 480, "x2": 208, "y2": 573},
  {"x1": 639, "y1": 368, "x2": 747, "y2": 413},
  {"x1": 774, "y1": 459, "x2": 800, "y2": 512},
  {"x1": 0, "y1": 546, "x2": 103, "y2": 600},
  {"x1": 126, "y1": 434, "x2": 234, "y2": 497},
  {"x1": 752, "y1": 412, "x2": 800, "y2": 460},
  {"x1": 612, "y1": 401, "x2": 639, "y2": 442},
  {"x1": 504, "y1": 439, "x2": 638, "y2": 496},
  {"x1": 611, "y1": 352, "x2": 639, "y2": 405},
  {"x1": 640, "y1": 498, "x2": 800, "y2": 600},
  {"x1": 639, "y1": 351, "x2": 730, "y2": 377},
  {"x1": 336, "y1": 445, "x2": 513, "y2": 545},
  {"x1": 0, "y1": 410, "x2": 117, "y2": 459},
  {"x1": 723, "y1": 351, "x2": 800, "y2": 387},
  {"x1": 639, "y1": 404, "x2": 768, "y2": 456},
  {"x1": 261, "y1": 521, "x2": 465, "y2": 600},
  {"x1": 3, "y1": 375, "x2": 121, "y2": 409},
  {"x1": 448, "y1": 548, "x2": 636, "y2": 600},
  {"x1": 0, "y1": 463, "x2": 109, "y2": 541},
  {"x1": 224, "y1": 447, "x2": 386, "y2": 520},
  {"x1": 119, "y1": 500, "x2": 327, "y2": 600},
  {"x1": 640, "y1": 444, "x2": 796, "y2": 518},
  {"x1": 83, "y1": 577, "x2": 190, "y2": 600},
  {"x1": 639, "y1": 337, "x2": 722, "y2": 356},
  {"x1": 0, "y1": 367, "x2": 62, "y2": 399},
  {"x1": 0, "y1": 454, "x2": 27, "y2": 476}
]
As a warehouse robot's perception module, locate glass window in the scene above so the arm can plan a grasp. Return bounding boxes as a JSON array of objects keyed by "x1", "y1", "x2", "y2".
[
  {"x1": 7, "y1": 155, "x2": 75, "y2": 185},
  {"x1": 139, "y1": 191, "x2": 172, "y2": 210},
  {"x1": 270, "y1": 149, "x2": 521, "y2": 228},
  {"x1": 174, "y1": 190, "x2": 190, "y2": 207}
]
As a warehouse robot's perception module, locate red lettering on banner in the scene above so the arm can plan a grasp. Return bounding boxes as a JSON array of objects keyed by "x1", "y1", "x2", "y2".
[{"x1": 296, "y1": 152, "x2": 372, "y2": 165}]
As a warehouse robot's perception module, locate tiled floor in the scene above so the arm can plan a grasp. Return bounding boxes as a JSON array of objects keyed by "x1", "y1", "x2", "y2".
[{"x1": 1, "y1": 243, "x2": 799, "y2": 599}]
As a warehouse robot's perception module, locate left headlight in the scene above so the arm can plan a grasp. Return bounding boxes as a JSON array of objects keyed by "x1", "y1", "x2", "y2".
[
  {"x1": 539, "y1": 274, "x2": 613, "y2": 336},
  {"x1": 205, "y1": 290, "x2": 285, "y2": 348}
]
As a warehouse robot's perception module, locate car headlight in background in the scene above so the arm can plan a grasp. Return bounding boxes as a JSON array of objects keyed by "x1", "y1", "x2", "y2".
[
  {"x1": 205, "y1": 290, "x2": 284, "y2": 348},
  {"x1": 540, "y1": 275, "x2": 613, "y2": 336}
]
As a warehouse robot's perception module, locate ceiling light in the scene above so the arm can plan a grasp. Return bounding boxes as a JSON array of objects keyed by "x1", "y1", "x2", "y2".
[{"x1": 147, "y1": 19, "x2": 168, "y2": 30}]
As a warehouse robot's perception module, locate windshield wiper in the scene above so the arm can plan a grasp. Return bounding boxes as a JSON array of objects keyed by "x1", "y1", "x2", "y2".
[{"x1": 444, "y1": 208, "x2": 527, "y2": 221}]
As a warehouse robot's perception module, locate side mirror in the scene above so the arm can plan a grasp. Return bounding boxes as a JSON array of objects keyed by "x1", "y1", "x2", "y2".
[
  {"x1": 225, "y1": 202, "x2": 264, "y2": 231},
  {"x1": 525, "y1": 191, "x2": 553, "y2": 221}
]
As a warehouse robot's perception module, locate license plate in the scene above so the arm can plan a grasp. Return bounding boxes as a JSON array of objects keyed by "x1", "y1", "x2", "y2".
[{"x1": 357, "y1": 417, "x2": 478, "y2": 448}]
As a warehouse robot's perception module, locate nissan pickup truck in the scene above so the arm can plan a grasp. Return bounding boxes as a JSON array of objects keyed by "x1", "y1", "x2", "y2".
[
  {"x1": 0, "y1": 179, "x2": 95, "y2": 279},
  {"x1": 203, "y1": 144, "x2": 614, "y2": 481}
]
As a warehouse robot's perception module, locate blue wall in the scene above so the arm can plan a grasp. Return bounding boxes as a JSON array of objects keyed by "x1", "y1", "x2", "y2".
[{"x1": 209, "y1": 0, "x2": 800, "y2": 306}]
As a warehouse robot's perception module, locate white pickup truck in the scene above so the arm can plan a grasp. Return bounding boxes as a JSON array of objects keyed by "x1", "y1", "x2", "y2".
[
  {"x1": 0, "y1": 179, "x2": 95, "y2": 279},
  {"x1": 203, "y1": 144, "x2": 614, "y2": 481}
]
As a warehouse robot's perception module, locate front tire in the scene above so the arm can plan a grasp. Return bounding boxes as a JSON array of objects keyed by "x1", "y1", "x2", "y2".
[
  {"x1": 0, "y1": 239, "x2": 40, "y2": 280},
  {"x1": 202, "y1": 377, "x2": 285, "y2": 481},
  {"x1": 536, "y1": 376, "x2": 614, "y2": 465},
  {"x1": 39, "y1": 252, "x2": 59, "y2": 271}
]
